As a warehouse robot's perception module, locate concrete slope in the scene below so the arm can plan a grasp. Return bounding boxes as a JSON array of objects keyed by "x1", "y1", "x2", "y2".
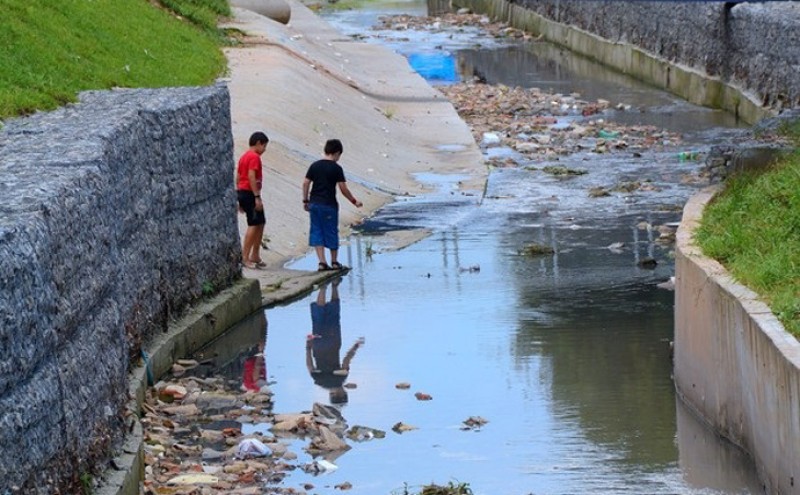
[{"x1": 224, "y1": 3, "x2": 485, "y2": 276}]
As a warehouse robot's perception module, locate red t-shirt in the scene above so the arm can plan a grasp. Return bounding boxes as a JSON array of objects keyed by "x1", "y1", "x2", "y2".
[
  {"x1": 243, "y1": 355, "x2": 266, "y2": 392},
  {"x1": 237, "y1": 150, "x2": 263, "y2": 192}
]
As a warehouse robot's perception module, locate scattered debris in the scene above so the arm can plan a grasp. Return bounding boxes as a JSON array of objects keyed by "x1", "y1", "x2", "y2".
[
  {"x1": 518, "y1": 243, "x2": 555, "y2": 256},
  {"x1": 657, "y1": 277, "x2": 676, "y2": 290},
  {"x1": 346, "y1": 425, "x2": 386, "y2": 441},
  {"x1": 542, "y1": 165, "x2": 587, "y2": 176},
  {"x1": 460, "y1": 416, "x2": 489, "y2": 431},
  {"x1": 392, "y1": 422, "x2": 419, "y2": 433},
  {"x1": 638, "y1": 257, "x2": 658, "y2": 269}
]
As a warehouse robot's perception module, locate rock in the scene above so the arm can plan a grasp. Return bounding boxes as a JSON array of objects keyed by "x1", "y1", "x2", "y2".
[
  {"x1": 392, "y1": 422, "x2": 418, "y2": 433},
  {"x1": 202, "y1": 448, "x2": 226, "y2": 461},
  {"x1": 196, "y1": 393, "x2": 241, "y2": 412},
  {"x1": 395, "y1": 382, "x2": 411, "y2": 389},
  {"x1": 303, "y1": 459, "x2": 338, "y2": 474},
  {"x1": 308, "y1": 425, "x2": 350, "y2": 452},
  {"x1": 200, "y1": 429, "x2": 225, "y2": 442},
  {"x1": 167, "y1": 473, "x2": 219, "y2": 485},
  {"x1": 161, "y1": 404, "x2": 201, "y2": 416},
  {"x1": 638, "y1": 257, "x2": 658, "y2": 269},
  {"x1": 224, "y1": 461, "x2": 250, "y2": 474},
  {"x1": 346, "y1": 425, "x2": 386, "y2": 441},
  {"x1": 414, "y1": 392, "x2": 433, "y2": 401},
  {"x1": 272, "y1": 413, "x2": 313, "y2": 432},
  {"x1": 588, "y1": 187, "x2": 611, "y2": 198},
  {"x1": 171, "y1": 363, "x2": 186, "y2": 377},
  {"x1": 461, "y1": 416, "x2": 489, "y2": 430},
  {"x1": 313, "y1": 402, "x2": 346, "y2": 431},
  {"x1": 515, "y1": 142, "x2": 541, "y2": 153}
]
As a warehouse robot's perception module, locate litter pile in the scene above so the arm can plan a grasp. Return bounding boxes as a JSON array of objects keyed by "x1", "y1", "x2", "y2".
[
  {"x1": 141, "y1": 362, "x2": 465, "y2": 494},
  {"x1": 437, "y1": 82, "x2": 685, "y2": 168}
]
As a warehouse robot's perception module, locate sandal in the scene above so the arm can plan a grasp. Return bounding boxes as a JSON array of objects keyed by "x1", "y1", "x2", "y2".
[
  {"x1": 318, "y1": 262, "x2": 331, "y2": 271},
  {"x1": 250, "y1": 259, "x2": 267, "y2": 268},
  {"x1": 330, "y1": 261, "x2": 344, "y2": 270}
]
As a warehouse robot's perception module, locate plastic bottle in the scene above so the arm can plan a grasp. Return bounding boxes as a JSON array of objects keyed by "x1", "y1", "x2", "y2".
[
  {"x1": 597, "y1": 129, "x2": 620, "y2": 139},
  {"x1": 678, "y1": 151, "x2": 699, "y2": 161}
]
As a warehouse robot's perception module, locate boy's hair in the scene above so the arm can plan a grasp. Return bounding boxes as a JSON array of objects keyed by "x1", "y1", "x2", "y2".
[
  {"x1": 249, "y1": 131, "x2": 269, "y2": 146},
  {"x1": 324, "y1": 139, "x2": 343, "y2": 156}
]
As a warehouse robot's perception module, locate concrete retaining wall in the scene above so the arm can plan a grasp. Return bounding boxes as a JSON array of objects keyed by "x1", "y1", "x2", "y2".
[
  {"x1": 675, "y1": 187, "x2": 800, "y2": 495},
  {"x1": 452, "y1": 0, "x2": 800, "y2": 124},
  {"x1": 0, "y1": 84, "x2": 247, "y2": 493}
]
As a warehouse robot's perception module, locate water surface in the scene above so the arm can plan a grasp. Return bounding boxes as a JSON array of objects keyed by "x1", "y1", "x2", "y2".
[{"x1": 197, "y1": 3, "x2": 763, "y2": 493}]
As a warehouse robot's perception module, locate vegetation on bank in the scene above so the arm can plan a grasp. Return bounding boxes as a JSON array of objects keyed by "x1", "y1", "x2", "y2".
[
  {"x1": 696, "y1": 121, "x2": 800, "y2": 336},
  {"x1": 0, "y1": 0, "x2": 231, "y2": 120}
]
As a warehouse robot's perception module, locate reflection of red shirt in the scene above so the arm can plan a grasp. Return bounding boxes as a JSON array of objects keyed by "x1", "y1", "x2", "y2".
[
  {"x1": 236, "y1": 150, "x2": 263, "y2": 192},
  {"x1": 243, "y1": 356, "x2": 266, "y2": 392}
]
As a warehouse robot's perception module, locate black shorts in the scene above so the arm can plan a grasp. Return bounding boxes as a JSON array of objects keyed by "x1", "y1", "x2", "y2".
[{"x1": 237, "y1": 190, "x2": 266, "y2": 226}]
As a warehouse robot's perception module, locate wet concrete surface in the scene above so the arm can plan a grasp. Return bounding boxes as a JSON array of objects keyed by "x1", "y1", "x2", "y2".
[{"x1": 153, "y1": 3, "x2": 769, "y2": 494}]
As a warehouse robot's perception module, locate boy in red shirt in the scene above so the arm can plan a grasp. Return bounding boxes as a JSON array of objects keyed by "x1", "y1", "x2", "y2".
[{"x1": 236, "y1": 132, "x2": 269, "y2": 269}]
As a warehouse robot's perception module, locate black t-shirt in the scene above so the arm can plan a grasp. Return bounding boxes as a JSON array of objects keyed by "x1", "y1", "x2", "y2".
[{"x1": 305, "y1": 159, "x2": 346, "y2": 207}]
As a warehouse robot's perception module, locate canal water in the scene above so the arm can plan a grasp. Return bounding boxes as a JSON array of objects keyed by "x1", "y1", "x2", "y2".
[{"x1": 197, "y1": 2, "x2": 765, "y2": 493}]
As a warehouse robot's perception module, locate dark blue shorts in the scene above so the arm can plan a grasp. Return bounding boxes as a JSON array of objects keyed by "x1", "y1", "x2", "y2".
[
  {"x1": 308, "y1": 203, "x2": 339, "y2": 250},
  {"x1": 238, "y1": 190, "x2": 265, "y2": 226}
]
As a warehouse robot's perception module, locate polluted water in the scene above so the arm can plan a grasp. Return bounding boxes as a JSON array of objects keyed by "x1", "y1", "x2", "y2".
[{"x1": 141, "y1": 2, "x2": 770, "y2": 494}]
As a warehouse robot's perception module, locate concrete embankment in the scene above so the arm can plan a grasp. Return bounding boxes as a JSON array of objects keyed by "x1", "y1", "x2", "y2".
[
  {"x1": 675, "y1": 188, "x2": 800, "y2": 495},
  {"x1": 453, "y1": 0, "x2": 800, "y2": 124}
]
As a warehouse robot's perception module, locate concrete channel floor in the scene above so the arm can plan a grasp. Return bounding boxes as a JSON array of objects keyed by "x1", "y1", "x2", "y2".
[{"x1": 224, "y1": 1, "x2": 486, "y2": 306}]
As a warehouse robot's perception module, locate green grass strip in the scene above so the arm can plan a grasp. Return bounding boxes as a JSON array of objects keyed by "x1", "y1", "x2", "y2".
[
  {"x1": 696, "y1": 151, "x2": 800, "y2": 336},
  {"x1": 0, "y1": 0, "x2": 228, "y2": 119}
]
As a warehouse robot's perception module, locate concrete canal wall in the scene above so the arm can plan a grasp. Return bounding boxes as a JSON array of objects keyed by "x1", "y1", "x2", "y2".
[
  {"x1": 0, "y1": 84, "x2": 259, "y2": 493},
  {"x1": 451, "y1": 0, "x2": 800, "y2": 124},
  {"x1": 675, "y1": 188, "x2": 800, "y2": 495}
]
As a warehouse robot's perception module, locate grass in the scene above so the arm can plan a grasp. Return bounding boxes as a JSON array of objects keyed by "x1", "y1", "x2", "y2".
[
  {"x1": 0, "y1": 0, "x2": 230, "y2": 120},
  {"x1": 695, "y1": 144, "x2": 800, "y2": 336}
]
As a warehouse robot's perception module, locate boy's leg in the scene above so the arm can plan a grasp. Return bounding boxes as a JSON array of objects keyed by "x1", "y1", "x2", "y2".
[
  {"x1": 242, "y1": 226, "x2": 257, "y2": 267},
  {"x1": 249, "y1": 224, "x2": 265, "y2": 262}
]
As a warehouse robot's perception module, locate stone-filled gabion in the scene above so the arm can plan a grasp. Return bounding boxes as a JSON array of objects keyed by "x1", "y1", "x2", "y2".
[
  {"x1": 511, "y1": 0, "x2": 800, "y2": 112},
  {"x1": 0, "y1": 83, "x2": 240, "y2": 493}
]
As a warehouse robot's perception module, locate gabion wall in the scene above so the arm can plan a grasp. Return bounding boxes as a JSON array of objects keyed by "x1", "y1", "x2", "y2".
[
  {"x1": 0, "y1": 83, "x2": 240, "y2": 493},
  {"x1": 510, "y1": 0, "x2": 800, "y2": 112}
]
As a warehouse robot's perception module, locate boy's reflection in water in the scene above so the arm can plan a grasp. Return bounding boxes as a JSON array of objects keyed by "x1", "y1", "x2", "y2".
[
  {"x1": 306, "y1": 277, "x2": 364, "y2": 404},
  {"x1": 242, "y1": 339, "x2": 266, "y2": 392}
]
